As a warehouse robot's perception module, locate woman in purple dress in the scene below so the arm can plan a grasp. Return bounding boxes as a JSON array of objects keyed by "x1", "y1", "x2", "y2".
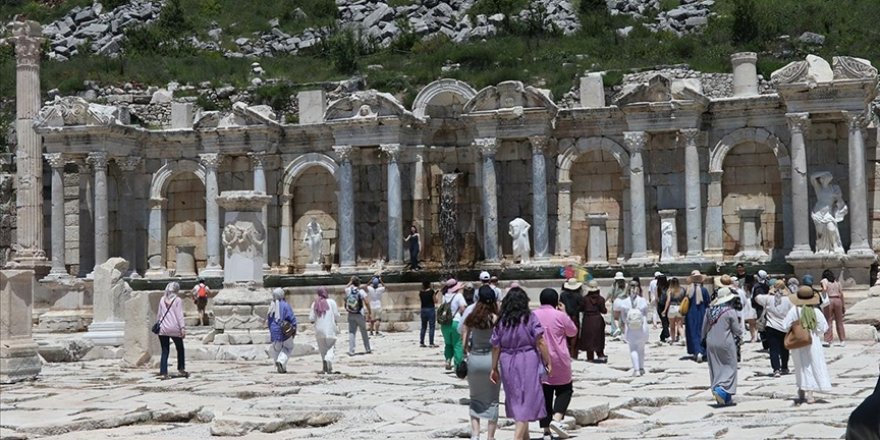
[{"x1": 490, "y1": 288, "x2": 553, "y2": 440}]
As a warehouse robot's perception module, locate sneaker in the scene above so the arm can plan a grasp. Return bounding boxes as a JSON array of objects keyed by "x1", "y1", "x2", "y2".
[
  {"x1": 696, "y1": 354, "x2": 704, "y2": 363},
  {"x1": 348, "y1": 351, "x2": 355, "y2": 356},
  {"x1": 822, "y1": 342, "x2": 831, "y2": 348},
  {"x1": 420, "y1": 344, "x2": 427, "y2": 348},
  {"x1": 773, "y1": 370, "x2": 781, "y2": 378},
  {"x1": 837, "y1": 341, "x2": 846, "y2": 347},
  {"x1": 639, "y1": 369, "x2": 646, "y2": 376},
  {"x1": 780, "y1": 368, "x2": 790, "y2": 375},
  {"x1": 549, "y1": 420, "x2": 570, "y2": 439},
  {"x1": 712, "y1": 386, "x2": 731, "y2": 406},
  {"x1": 275, "y1": 362, "x2": 284, "y2": 374}
]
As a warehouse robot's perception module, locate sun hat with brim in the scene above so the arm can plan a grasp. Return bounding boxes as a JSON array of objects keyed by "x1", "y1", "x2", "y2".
[
  {"x1": 445, "y1": 278, "x2": 458, "y2": 287},
  {"x1": 448, "y1": 282, "x2": 465, "y2": 293},
  {"x1": 711, "y1": 287, "x2": 736, "y2": 306},
  {"x1": 790, "y1": 285, "x2": 820, "y2": 306},
  {"x1": 564, "y1": 278, "x2": 583, "y2": 290},
  {"x1": 689, "y1": 270, "x2": 704, "y2": 284},
  {"x1": 614, "y1": 272, "x2": 625, "y2": 280},
  {"x1": 586, "y1": 280, "x2": 600, "y2": 292}
]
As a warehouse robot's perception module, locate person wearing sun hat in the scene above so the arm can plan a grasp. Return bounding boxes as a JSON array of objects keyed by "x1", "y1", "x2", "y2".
[
  {"x1": 578, "y1": 280, "x2": 608, "y2": 363},
  {"x1": 440, "y1": 278, "x2": 468, "y2": 371},
  {"x1": 560, "y1": 277, "x2": 584, "y2": 358},
  {"x1": 702, "y1": 286, "x2": 742, "y2": 406},
  {"x1": 754, "y1": 279, "x2": 794, "y2": 377},
  {"x1": 782, "y1": 285, "x2": 832, "y2": 404},
  {"x1": 685, "y1": 270, "x2": 711, "y2": 362}
]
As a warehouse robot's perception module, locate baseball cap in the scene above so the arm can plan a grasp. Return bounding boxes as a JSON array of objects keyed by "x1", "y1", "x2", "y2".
[{"x1": 479, "y1": 271, "x2": 491, "y2": 281}]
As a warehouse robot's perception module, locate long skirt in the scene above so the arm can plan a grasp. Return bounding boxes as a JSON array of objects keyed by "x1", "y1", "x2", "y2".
[{"x1": 467, "y1": 349, "x2": 500, "y2": 420}]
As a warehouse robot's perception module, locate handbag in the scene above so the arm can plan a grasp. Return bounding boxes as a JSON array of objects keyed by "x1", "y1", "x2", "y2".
[
  {"x1": 679, "y1": 294, "x2": 690, "y2": 316},
  {"x1": 784, "y1": 308, "x2": 812, "y2": 350},
  {"x1": 455, "y1": 359, "x2": 468, "y2": 379},
  {"x1": 280, "y1": 320, "x2": 296, "y2": 340},
  {"x1": 152, "y1": 297, "x2": 175, "y2": 335}
]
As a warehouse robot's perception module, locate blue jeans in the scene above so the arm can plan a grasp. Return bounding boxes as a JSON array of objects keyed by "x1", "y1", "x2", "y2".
[
  {"x1": 420, "y1": 308, "x2": 436, "y2": 345},
  {"x1": 158, "y1": 335, "x2": 185, "y2": 375}
]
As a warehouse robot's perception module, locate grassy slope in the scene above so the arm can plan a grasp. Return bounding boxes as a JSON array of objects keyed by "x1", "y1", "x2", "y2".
[{"x1": 1, "y1": 0, "x2": 879, "y2": 109}]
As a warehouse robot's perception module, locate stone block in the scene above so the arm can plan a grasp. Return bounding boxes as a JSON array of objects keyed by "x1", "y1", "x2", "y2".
[
  {"x1": 170, "y1": 102, "x2": 193, "y2": 129},
  {"x1": 579, "y1": 73, "x2": 605, "y2": 108},
  {"x1": 0, "y1": 270, "x2": 41, "y2": 383},
  {"x1": 297, "y1": 90, "x2": 326, "y2": 125},
  {"x1": 122, "y1": 290, "x2": 162, "y2": 367}
]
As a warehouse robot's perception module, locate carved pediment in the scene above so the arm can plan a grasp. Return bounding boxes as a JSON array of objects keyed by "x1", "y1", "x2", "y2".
[
  {"x1": 198, "y1": 102, "x2": 279, "y2": 129},
  {"x1": 613, "y1": 74, "x2": 707, "y2": 106},
  {"x1": 463, "y1": 81, "x2": 558, "y2": 115},
  {"x1": 832, "y1": 56, "x2": 878, "y2": 80},
  {"x1": 34, "y1": 96, "x2": 123, "y2": 127},
  {"x1": 324, "y1": 90, "x2": 419, "y2": 123},
  {"x1": 771, "y1": 54, "x2": 841, "y2": 86}
]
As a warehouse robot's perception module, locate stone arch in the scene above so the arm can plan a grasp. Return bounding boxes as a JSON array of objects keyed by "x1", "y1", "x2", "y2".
[
  {"x1": 149, "y1": 159, "x2": 206, "y2": 201},
  {"x1": 710, "y1": 127, "x2": 790, "y2": 173},
  {"x1": 558, "y1": 136, "x2": 630, "y2": 182},
  {"x1": 412, "y1": 78, "x2": 478, "y2": 119},
  {"x1": 279, "y1": 153, "x2": 339, "y2": 196}
]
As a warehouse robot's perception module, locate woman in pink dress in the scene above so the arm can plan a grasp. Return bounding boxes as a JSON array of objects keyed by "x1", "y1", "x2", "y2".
[{"x1": 490, "y1": 288, "x2": 553, "y2": 440}]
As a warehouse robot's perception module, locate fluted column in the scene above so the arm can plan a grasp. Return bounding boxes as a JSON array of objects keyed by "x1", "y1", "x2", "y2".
[
  {"x1": 199, "y1": 153, "x2": 223, "y2": 277},
  {"x1": 117, "y1": 156, "x2": 142, "y2": 275},
  {"x1": 556, "y1": 181, "x2": 572, "y2": 257},
  {"x1": 680, "y1": 128, "x2": 704, "y2": 259},
  {"x1": 381, "y1": 144, "x2": 403, "y2": 264},
  {"x1": 87, "y1": 152, "x2": 109, "y2": 272},
  {"x1": 334, "y1": 145, "x2": 356, "y2": 269},
  {"x1": 476, "y1": 138, "x2": 500, "y2": 263},
  {"x1": 145, "y1": 198, "x2": 168, "y2": 278},
  {"x1": 45, "y1": 153, "x2": 67, "y2": 276},
  {"x1": 786, "y1": 113, "x2": 812, "y2": 256},
  {"x1": 77, "y1": 162, "x2": 95, "y2": 277},
  {"x1": 529, "y1": 136, "x2": 550, "y2": 259},
  {"x1": 624, "y1": 131, "x2": 650, "y2": 262},
  {"x1": 843, "y1": 111, "x2": 871, "y2": 256},
  {"x1": 412, "y1": 146, "x2": 430, "y2": 261},
  {"x1": 10, "y1": 20, "x2": 46, "y2": 266},
  {"x1": 249, "y1": 152, "x2": 270, "y2": 271},
  {"x1": 279, "y1": 194, "x2": 293, "y2": 269},
  {"x1": 705, "y1": 170, "x2": 724, "y2": 254}
]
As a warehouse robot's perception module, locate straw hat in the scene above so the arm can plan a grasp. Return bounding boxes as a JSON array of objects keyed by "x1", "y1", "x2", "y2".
[
  {"x1": 448, "y1": 281, "x2": 465, "y2": 293},
  {"x1": 790, "y1": 285, "x2": 820, "y2": 306},
  {"x1": 714, "y1": 274, "x2": 732, "y2": 288},
  {"x1": 563, "y1": 278, "x2": 583, "y2": 291},
  {"x1": 689, "y1": 270, "x2": 704, "y2": 283},
  {"x1": 614, "y1": 272, "x2": 625, "y2": 281},
  {"x1": 586, "y1": 280, "x2": 600, "y2": 292},
  {"x1": 711, "y1": 287, "x2": 736, "y2": 306}
]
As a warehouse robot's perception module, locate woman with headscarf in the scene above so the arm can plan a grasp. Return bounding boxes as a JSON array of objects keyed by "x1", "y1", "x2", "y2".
[
  {"x1": 156, "y1": 282, "x2": 188, "y2": 380},
  {"x1": 579, "y1": 280, "x2": 607, "y2": 363},
  {"x1": 820, "y1": 269, "x2": 846, "y2": 347},
  {"x1": 491, "y1": 287, "x2": 552, "y2": 440},
  {"x1": 685, "y1": 270, "x2": 711, "y2": 363},
  {"x1": 755, "y1": 280, "x2": 794, "y2": 377},
  {"x1": 752, "y1": 270, "x2": 771, "y2": 351},
  {"x1": 462, "y1": 286, "x2": 501, "y2": 440},
  {"x1": 268, "y1": 287, "x2": 297, "y2": 374},
  {"x1": 783, "y1": 286, "x2": 832, "y2": 404},
  {"x1": 310, "y1": 286, "x2": 341, "y2": 374},
  {"x1": 701, "y1": 287, "x2": 742, "y2": 406}
]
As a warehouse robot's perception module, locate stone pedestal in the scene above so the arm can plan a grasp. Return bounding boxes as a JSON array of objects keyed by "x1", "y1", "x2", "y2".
[
  {"x1": 212, "y1": 191, "x2": 273, "y2": 345},
  {"x1": 659, "y1": 209, "x2": 679, "y2": 263},
  {"x1": 731, "y1": 52, "x2": 759, "y2": 97},
  {"x1": 175, "y1": 245, "x2": 197, "y2": 277},
  {"x1": 586, "y1": 213, "x2": 609, "y2": 266},
  {"x1": 85, "y1": 258, "x2": 131, "y2": 346},
  {"x1": 735, "y1": 207, "x2": 769, "y2": 261},
  {"x1": 787, "y1": 253, "x2": 875, "y2": 286},
  {"x1": 0, "y1": 269, "x2": 41, "y2": 383},
  {"x1": 36, "y1": 276, "x2": 92, "y2": 333},
  {"x1": 122, "y1": 290, "x2": 163, "y2": 367}
]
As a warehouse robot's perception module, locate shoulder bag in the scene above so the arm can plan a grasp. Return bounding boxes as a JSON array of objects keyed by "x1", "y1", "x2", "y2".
[
  {"x1": 679, "y1": 293, "x2": 691, "y2": 316},
  {"x1": 152, "y1": 298, "x2": 175, "y2": 335},
  {"x1": 784, "y1": 308, "x2": 812, "y2": 350}
]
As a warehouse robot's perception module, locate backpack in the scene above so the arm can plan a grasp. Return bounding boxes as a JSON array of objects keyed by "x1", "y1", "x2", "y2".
[
  {"x1": 437, "y1": 297, "x2": 454, "y2": 325},
  {"x1": 345, "y1": 287, "x2": 363, "y2": 314},
  {"x1": 626, "y1": 307, "x2": 644, "y2": 330},
  {"x1": 197, "y1": 284, "x2": 208, "y2": 298}
]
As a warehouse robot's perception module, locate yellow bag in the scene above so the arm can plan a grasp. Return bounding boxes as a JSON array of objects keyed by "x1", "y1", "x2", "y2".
[{"x1": 679, "y1": 295, "x2": 691, "y2": 316}]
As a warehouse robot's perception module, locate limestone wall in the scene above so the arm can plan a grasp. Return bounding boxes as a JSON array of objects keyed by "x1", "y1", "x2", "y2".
[
  {"x1": 165, "y1": 174, "x2": 206, "y2": 273},
  {"x1": 496, "y1": 141, "x2": 533, "y2": 257},
  {"x1": 644, "y1": 132, "x2": 688, "y2": 257},
  {"x1": 291, "y1": 167, "x2": 338, "y2": 269},
  {"x1": 570, "y1": 149, "x2": 625, "y2": 261}
]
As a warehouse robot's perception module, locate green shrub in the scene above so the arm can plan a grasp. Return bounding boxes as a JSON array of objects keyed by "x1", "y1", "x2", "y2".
[
  {"x1": 731, "y1": 0, "x2": 758, "y2": 44},
  {"x1": 322, "y1": 27, "x2": 375, "y2": 74},
  {"x1": 577, "y1": 0, "x2": 606, "y2": 16},
  {"x1": 659, "y1": 0, "x2": 679, "y2": 11}
]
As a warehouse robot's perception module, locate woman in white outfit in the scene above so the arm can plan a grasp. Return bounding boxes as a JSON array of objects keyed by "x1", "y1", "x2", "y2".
[
  {"x1": 622, "y1": 279, "x2": 649, "y2": 376},
  {"x1": 310, "y1": 287, "x2": 341, "y2": 374},
  {"x1": 782, "y1": 286, "x2": 832, "y2": 404}
]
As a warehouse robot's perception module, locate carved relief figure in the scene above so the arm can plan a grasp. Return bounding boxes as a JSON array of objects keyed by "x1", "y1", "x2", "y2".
[
  {"x1": 508, "y1": 217, "x2": 531, "y2": 264},
  {"x1": 222, "y1": 222, "x2": 264, "y2": 256},
  {"x1": 810, "y1": 171, "x2": 848, "y2": 255},
  {"x1": 302, "y1": 217, "x2": 323, "y2": 265}
]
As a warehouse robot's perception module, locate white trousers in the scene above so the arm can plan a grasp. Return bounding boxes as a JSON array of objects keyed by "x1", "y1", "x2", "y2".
[
  {"x1": 269, "y1": 339, "x2": 294, "y2": 368},
  {"x1": 316, "y1": 333, "x2": 337, "y2": 363}
]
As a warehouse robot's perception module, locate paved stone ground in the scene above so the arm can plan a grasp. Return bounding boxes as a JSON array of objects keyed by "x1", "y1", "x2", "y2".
[{"x1": 1, "y1": 326, "x2": 877, "y2": 440}]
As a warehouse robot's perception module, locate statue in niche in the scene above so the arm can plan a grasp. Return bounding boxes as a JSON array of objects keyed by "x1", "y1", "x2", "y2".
[
  {"x1": 508, "y1": 217, "x2": 531, "y2": 264},
  {"x1": 661, "y1": 221, "x2": 674, "y2": 260},
  {"x1": 302, "y1": 217, "x2": 323, "y2": 265},
  {"x1": 810, "y1": 171, "x2": 848, "y2": 255}
]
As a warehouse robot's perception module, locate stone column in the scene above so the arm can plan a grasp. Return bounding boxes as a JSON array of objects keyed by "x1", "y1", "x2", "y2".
[
  {"x1": 529, "y1": 136, "x2": 550, "y2": 260},
  {"x1": 843, "y1": 111, "x2": 872, "y2": 256},
  {"x1": 586, "y1": 213, "x2": 609, "y2": 265},
  {"x1": 87, "y1": 152, "x2": 109, "y2": 273},
  {"x1": 77, "y1": 162, "x2": 95, "y2": 277},
  {"x1": 334, "y1": 145, "x2": 356, "y2": 269},
  {"x1": 624, "y1": 131, "x2": 650, "y2": 263},
  {"x1": 10, "y1": 21, "x2": 46, "y2": 266},
  {"x1": 556, "y1": 181, "x2": 572, "y2": 257},
  {"x1": 279, "y1": 194, "x2": 293, "y2": 270},
  {"x1": 680, "y1": 128, "x2": 705, "y2": 259},
  {"x1": 659, "y1": 209, "x2": 679, "y2": 262},
  {"x1": 786, "y1": 113, "x2": 812, "y2": 257},
  {"x1": 117, "y1": 156, "x2": 142, "y2": 275},
  {"x1": 0, "y1": 269, "x2": 41, "y2": 383},
  {"x1": 381, "y1": 144, "x2": 403, "y2": 265},
  {"x1": 44, "y1": 153, "x2": 67, "y2": 277},
  {"x1": 412, "y1": 146, "x2": 430, "y2": 262},
  {"x1": 735, "y1": 207, "x2": 769, "y2": 261},
  {"x1": 476, "y1": 138, "x2": 500, "y2": 262},
  {"x1": 731, "y1": 52, "x2": 759, "y2": 97},
  {"x1": 621, "y1": 176, "x2": 632, "y2": 259},
  {"x1": 705, "y1": 170, "x2": 724, "y2": 254},
  {"x1": 248, "y1": 152, "x2": 270, "y2": 272},
  {"x1": 145, "y1": 198, "x2": 168, "y2": 278},
  {"x1": 200, "y1": 153, "x2": 223, "y2": 277}
]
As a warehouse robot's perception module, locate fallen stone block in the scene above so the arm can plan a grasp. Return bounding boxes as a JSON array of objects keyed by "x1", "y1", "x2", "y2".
[{"x1": 567, "y1": 402, "x2": 610, "y2": 426}]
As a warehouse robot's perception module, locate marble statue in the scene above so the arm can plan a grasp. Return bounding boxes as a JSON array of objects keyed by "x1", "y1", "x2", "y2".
[
  {"x1": 810, "y1": 171, "x2": 848, "y2": 255},
  {"x1": 661, "y1": 221, "x2": 674, "y2": 259},
  {"x1": 302, "y1": 217, "x2": 323, "y2": 265},
  {"x1": 509, "y1": 217, "x2": 531, "y2": 264}
]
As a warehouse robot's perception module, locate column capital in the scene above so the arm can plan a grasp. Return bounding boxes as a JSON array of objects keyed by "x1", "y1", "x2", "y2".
[
  {"x1": 86, "y1": 151, "x2": 109, "y2": 170},
  {"x1": 379, "y1": 143, "x2": 401, "y2": 160},
  {"x1": 785, "y1": 112, "x2": 811, "y2": 134},
  {"x1": 116, "y1": 156, "x2": 142, "y2": 172},
  {"x1": 44, "y1": 153, "x2": 66, "y2": 169},
  {"x1": 10, "y1": 21, "x2": 43, "y2": 68},
  {"x1": 677, "y1": 128, "x2": 701, "y2": 147},
  {"x1": 623, "y1": 131, "x2": 648, "y2": 153},
  {"x1": 199, "y1": 153, "x2": 223, "y2": 170},
  {"x1": 842, "y1": 111, "x2": 868, "y2": 131},
  {"x1": 279, "y1": 194, "x2": 293, "y2": 204},
  {"x1": 247, "y1": 151, "x2": 267, "y2": 169},
  {"x1": 529, "y1": 136, "x2": 551, "y2": 154},
  {"x1": 474, "y1": 137, "x2": 498, "y2": 156},
  {"x1": 413, "y1": 145, "x2": 428, "y2": 162},
  {"x1": 333, "y1": 145, "x2": 354, "y2": 162}
]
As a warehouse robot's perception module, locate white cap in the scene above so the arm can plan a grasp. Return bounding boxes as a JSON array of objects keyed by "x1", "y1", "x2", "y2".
[
  {"x1": 757, "y1": 269, "x2": 768, "y2": 279},
  {"x1": 654, "y1": 271, "x2": 662, "y2": 277},
  {"x1": 479, "y1": 271, "x2": 491, "y2": 281},
  {"x1": 614, "y1": 272, "x2": 625, "y2": 280}
]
